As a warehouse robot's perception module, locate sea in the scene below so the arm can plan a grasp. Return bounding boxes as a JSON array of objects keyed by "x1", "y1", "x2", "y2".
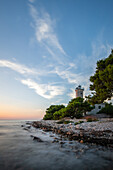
[{"x1": 0, "y1": 120, "x2": 113, "y2": 170}]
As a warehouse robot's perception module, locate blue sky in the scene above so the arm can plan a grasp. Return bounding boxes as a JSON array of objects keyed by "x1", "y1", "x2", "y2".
[{"x1": 0, "y1": 0, "x2": 113, "y2": 119}]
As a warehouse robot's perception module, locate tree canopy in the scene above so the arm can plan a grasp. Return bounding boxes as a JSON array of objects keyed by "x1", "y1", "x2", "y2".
[
  {"x1": 65, "y1": 97, "x2": 93, "y2": 118},
  {"x1": 87, "y1": 50, "x2": 113, "y2": 104},
  {"x1": 43, "y1": 97, "x2": 93, "y2": 120},
  {"x1": 43, "y1": 105, "x2": 65, "y2": 120}
]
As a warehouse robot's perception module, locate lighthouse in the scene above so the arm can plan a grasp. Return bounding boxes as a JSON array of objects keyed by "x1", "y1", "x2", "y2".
[{"x1": 75, "y1": 85, "x2": 84, "y2": 98}]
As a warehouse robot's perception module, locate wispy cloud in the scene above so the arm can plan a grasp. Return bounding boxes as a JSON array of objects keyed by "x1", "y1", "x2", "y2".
[
  {"x1": 51, "y1": 66, "x2": 86, "y2": 84},
  {"x1": 29, "y1": 4, "x2": 66, "y2": 63},
  {"x1": 0, "y1": 60, "x2": 37, "y2": 75},
  {"x1": 21, "y1": 79, "x2": 65, "y2": 99},
  {"x1": 28, "y1": 0, "x2": 35, "y2": 3}
]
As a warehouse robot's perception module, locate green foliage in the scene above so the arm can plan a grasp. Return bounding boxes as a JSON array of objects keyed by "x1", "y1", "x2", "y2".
[
  {"x1": 56, "y1": 120, "x2": 73, "y2": 124},
  {"x1": 97, "y1": 103, "x2": 113, "y2": 116},
  {"x1": 74, "y1": 121, "x2": 84, "y2": 125},
  {"x1": 65, "y1": 97, "x2": 93, "y2": 118},
  {"x1": 63, "y1": 120, "x2": 73, "y2": 124},
  {"x1": 43, "y1": 97, "x2": 93, "y2": 120},
  {"x1": 53, "y1": 108, "x2": 67, "y2": 120},
  {"x1": 75, "y1": 113, "x2": 83, "y2": 119},
  {"x1": 43, "y1": 105, "x2": 65, "y2": 120},
  {"x1": 87, "y1": 118, "x2": 98, "y2": 122},
  {"x1": 87, "y1": 50, "x2": 113, "y2": 104},
  {"x1": 56, "y1": 120, "x2": 64, "y2": 124}
]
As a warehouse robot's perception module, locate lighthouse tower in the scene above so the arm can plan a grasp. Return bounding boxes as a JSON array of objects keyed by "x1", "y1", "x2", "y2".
[{"x1": 75, "y1": 85, "x2": 84, "y2": 98}]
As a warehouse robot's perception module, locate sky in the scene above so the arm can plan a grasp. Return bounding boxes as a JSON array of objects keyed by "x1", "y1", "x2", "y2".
[{"x1": 0, "y1": 0, "x2": 113, "y2": 119}]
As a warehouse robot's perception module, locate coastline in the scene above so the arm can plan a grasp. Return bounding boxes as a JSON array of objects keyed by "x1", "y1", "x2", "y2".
[{"x1": 31, "y1": 118, "x2": 113, "y2": 147}]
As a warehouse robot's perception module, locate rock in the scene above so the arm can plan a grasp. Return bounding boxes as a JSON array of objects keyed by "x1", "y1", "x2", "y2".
[
  {"x1": 33, "y1": 136, "x2": 43, "y2": 142},
  {"x1": 23, "y1": 128, "x2": 29, "y2": 131},
  {"x1": 66, "y1": 131, "x2": 73, "y2": 135},
  {"x1": 27, "y1": 126, "x2": 31, "y2": 129},
  {"x1": 80, "y1": 140, "x2": 84, "y2": 143},
  {"x1": 59, "y1": 141, "x2": 65, "y2": 144},
  {"x1": 58, "y1": 130, "x2": 61, "y2": 134},
  {"x1": 52, "y1": 139, "x2": 59, "y2": 143}
]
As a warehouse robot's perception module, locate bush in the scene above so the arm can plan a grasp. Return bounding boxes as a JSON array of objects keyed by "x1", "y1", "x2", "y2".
[
  {"x1": 87, "y1": 118, "x2": 98, "y2": 122},
  {"x1": 75, "y1": 113, "x2": 83, "y2": 119},
  {"x1": 74, "y1": 121, "x2": 84, "y2": 125},
  {"x1": 56, "y1": 120, "x2": 64, "y2": 124},
  {"x1": 64, "y1": 120, "x2": 73, "y2": 124},
  {"x1": 56, "y1": 120, "x2": 73, "y2": 124},
  {"x1": 87, "y1": 118, "x2": 93, "y2": 122},
  {"x1": 97, "y1": 103, "x2": 113, "y2": 116},
  {"x1": 43, "y1": 105, "x2": 65, "y2": 120}
]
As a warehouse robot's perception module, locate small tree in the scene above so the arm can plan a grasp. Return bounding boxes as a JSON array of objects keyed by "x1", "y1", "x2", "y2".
[
  {"x1": 66, "y1": 97, "x2": 93, "y2": 118},
  {"x1": 43, "y1": 105, "x2": 65, "y2": 120}
]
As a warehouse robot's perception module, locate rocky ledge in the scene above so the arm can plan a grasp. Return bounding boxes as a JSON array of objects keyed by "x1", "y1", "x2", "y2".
[{"x1": 31, "y1": 118, "x2": 113, "y2": 147}]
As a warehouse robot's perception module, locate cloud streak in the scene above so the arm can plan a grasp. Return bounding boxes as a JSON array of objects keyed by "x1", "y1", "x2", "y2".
[
  {"x1": 29, "y1": 4, "x2": 66, "y2": 63},
  {"x1": 0, "y1": 60, "x2": 37, "y2": 75},
  {"x1": 21, "y1": 79, "x2": 65, "y2": 99},
  {"x1": 28, "y1": 0, "x2": 35, "y2": 3},
  {"x1": 51, "y1": 66, "x2": 87, "y2": 84}
]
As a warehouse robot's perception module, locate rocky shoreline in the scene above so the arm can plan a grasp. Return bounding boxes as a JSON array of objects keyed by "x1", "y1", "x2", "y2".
[{"x1": 31, "y1": 118, "x2": 113, "y2": 147}]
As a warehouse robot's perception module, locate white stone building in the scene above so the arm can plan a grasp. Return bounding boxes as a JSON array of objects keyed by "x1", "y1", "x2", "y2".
[{"x1": 87, "y1": 103, "x2": 106, "y2": 115}]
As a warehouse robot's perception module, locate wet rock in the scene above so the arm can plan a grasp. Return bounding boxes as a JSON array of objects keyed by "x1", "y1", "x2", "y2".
[
  {"x1": 52, "y1": 139, "x2": 59, "y2": 143},
  {"x1": 59, "y1": 141, "x2": 65, "y2": 144},
  {"x1": 27, "y1": 126, "x2": 31, "y2": 129},
  {"x1": 33, "y1": 136, "x2": 43, "y2": 142},
  {"x1": 80, "y1": 140, "x2": 84, "y2": 143},
  {"x1": 23, "y1": 128, "x2": 29, "y2": 131}
]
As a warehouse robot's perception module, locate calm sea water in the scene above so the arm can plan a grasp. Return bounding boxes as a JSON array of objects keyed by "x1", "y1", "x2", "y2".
[{"x1": 0, "y1": 120, "x2": 113, "y2": 170}]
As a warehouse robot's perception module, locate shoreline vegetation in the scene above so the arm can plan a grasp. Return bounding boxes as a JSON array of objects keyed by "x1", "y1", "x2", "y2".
[{"x1": 31, "y1": 117, "x2": 113, "y2": 147}]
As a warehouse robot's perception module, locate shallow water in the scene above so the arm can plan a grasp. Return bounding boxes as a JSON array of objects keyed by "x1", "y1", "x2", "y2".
[{"x1": 0, "y1": 120, "x2": 113, "y2": 170}]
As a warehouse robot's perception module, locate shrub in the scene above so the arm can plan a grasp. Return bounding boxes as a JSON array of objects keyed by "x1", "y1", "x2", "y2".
[
  {"x1": 56, "y1": 120, "x2": 64, "y2": 124},
  {"x1": 97, "y1": 103, "x2": 113, "y2": 116},
  {"x1": 87, "y1": 118, "x2": 98, "y2": 122},
  {"x1": 56, "y1": 120, "x2": 73, "y2": 124},
  {"x1": 75, "y1": 113, "x2": 83, "y2": 119},
  {"x1": 87, "y1": 118, "x2": 93, "y2": 122},
  {"x1": 43, "y1": 105, "x2": 65, "y2": 120},
  {"x1": 74, "y1": 121, "x2": 84, "y2": 125},
  {"x1": 64, "y1": 120, "x2": 73, "y2": 124}
]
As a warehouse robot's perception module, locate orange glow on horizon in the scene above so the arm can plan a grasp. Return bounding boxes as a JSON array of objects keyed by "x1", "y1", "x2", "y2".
[{"x1": 0, "y1": 104, "x2": 45, "y2": 120}]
